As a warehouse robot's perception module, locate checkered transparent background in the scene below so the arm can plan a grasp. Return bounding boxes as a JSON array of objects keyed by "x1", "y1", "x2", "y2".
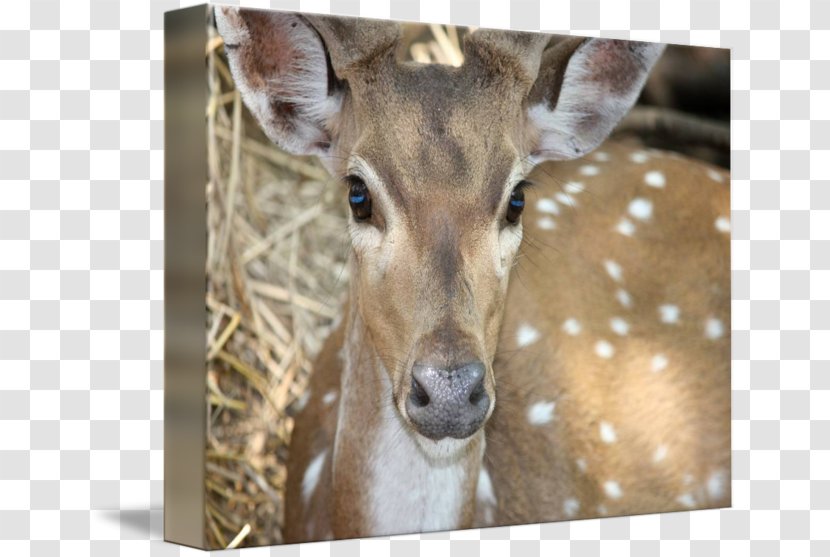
[{"x1": 0, "y1": 0, "x2": 827, "y2": 554}]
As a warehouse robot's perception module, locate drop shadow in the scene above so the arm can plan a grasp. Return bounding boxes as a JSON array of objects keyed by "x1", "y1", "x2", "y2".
[{"x1": 97, "y1": 508, "x2": 164, "y2": 540}]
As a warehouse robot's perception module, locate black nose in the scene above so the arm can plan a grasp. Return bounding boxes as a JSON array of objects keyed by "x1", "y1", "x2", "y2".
[{"x1": 405, "y1": 361, "x2": 490, "y2": 440}]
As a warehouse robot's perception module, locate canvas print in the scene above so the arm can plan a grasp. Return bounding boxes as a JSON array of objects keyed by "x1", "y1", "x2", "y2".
[{"x1": 164, "y1": 4, "x2": 731, "y2": 549}]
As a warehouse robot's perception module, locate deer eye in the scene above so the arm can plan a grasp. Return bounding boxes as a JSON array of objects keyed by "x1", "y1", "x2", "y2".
[
  {"x1": 347, "y1": 176, "x2": 372, "y2": 221},
  {"x1": 506, "y1": 182, "x2": 528, "y2": 224}
]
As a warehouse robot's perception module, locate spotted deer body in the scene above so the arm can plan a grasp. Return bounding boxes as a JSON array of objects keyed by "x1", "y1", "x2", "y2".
[{"x1": 215, "y1": 7, "x2": 730, "y2": 543}]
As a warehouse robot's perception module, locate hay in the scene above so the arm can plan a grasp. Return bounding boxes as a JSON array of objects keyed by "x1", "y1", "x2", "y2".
[{"x1": 204, "y1": 14, "x2": 464, "y2": 548}]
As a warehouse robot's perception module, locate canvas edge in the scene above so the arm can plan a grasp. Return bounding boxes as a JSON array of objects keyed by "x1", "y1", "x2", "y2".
[{"x1": 163, "y1": 3, "x2": 210, "y2": 550}]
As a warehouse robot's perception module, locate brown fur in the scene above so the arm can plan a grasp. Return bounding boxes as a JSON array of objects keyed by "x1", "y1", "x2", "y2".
[
  {"x1": 485, "y1": 143, "x2": 730, "y2": 523},
  {"x1": 286, "y1": 143, "x2": 730, "y2": 540}
]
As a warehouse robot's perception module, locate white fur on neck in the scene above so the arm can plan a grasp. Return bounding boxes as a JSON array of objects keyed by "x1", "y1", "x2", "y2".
[
  {"x1": 365, "y1": 390, "x2": 480, "y2": 535},
  {"x1": 333, "y1": 309, "x2": 482, "y2": 536}
]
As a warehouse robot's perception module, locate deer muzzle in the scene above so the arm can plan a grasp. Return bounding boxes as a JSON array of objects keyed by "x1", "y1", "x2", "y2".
[{"x1": 405, "y1": 361, "x2": 490, "y2": 440}]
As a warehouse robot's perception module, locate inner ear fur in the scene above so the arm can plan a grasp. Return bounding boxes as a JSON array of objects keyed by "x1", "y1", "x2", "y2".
[
  {"x1": 526, "y1": 38, "x2": 666, "y2": 161},
  {"x1": 462, "y1": 30, "x2": 664, "y2": 162},
  {"x1": 214, "y1": 8, "x2": 402, "y2": 160},
  {"x1": 215, "y1": 7, "x2": 343, "y2": 157}
]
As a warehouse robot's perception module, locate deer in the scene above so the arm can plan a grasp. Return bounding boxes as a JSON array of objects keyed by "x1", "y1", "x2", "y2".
[{"x1": 214, "y1": 7, "x2": 731, "y2": 543}]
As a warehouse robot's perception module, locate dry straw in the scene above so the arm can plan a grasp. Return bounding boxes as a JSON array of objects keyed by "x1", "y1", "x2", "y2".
[{"x1": 204, "y1": 14, "x2": 461, "y2": 548}]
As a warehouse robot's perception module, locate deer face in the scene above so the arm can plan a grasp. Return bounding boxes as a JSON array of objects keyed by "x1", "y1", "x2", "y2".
[
  {"x1": 332, "y1": 64, "x2": 534, "y2": 440},
  {"x1": 216, "y1": 8, "x2": 664, "y2": 443}
]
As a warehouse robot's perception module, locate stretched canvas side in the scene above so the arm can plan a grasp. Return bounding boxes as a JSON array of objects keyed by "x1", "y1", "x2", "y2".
[{"x1": 163, "y1": 4, "x2": 209, "y2": 550}]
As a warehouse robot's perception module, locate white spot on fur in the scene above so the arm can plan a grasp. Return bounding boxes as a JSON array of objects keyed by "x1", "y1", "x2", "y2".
[
  {"x1": 536, "y1": 197, "x2": 559, "y2": 215},
  {"x1": 302, "y1": 451, "x2": 327, "y2": 506},
  {"x1": 527, "y1": 401, "x2": 556, "y2": 425},
  {"x1": 604, "y1": 259, "x2": 623, "y2": 282},
  {"x1": 295, "y1": 389, "x2": 311, "y2": 411},
  {"x1": 651, "y1": 353, "x2": 669, "y2": 373},
  {"x1": 476, "y1": 468, "x2": 496, "y2": 504},
  {"x1": 715, "y1": 216, "x2": 730, "y2": 233},
  {"x1": 707, "y1": 168, "x2": 724, "y2": 182},
  {"x1": 517, "y1": 323, "x2": 540, "y2": 347},
  {"x1": 604, "y1": 480, "x2": 623, "y2": 499},
  {"x1": 600, "y1": 421, "x2": 617, "y2": 443},
  {"x1": 593, "y1": 151, "x2": 610, "y2": 162},
  {"x1": 555, "y1": 192, "x2": 577, "y2": 207},
  {"x1": 683, "y1": 473, "x2": 695, "y2": 485},
  {"x1": 610, "y1": 317, "x2": 629, "y2": 336},
  {"x1": 476, "y1": 467, "x2": 497, "y2": 524},
  {"x1": 705, "y1": 317, "x2": 724, "y2": 339},
  {"x1": 653, "y1": 444, "x2": 668, "y2": 463},
  {"x1": 644, "y1": 170, "x2": 666, "y2": 188},
  {"x1": 616, "y1": 218, "x2": 636, "y2": 236},
  {"x1": 628, "y1": 197, "x2": 653, "y2": 220},
  {"x1": 580, "y1": 165, "x2": 600, "y2": 176},
  {"x1": 537, "y1": 216, "x2": 556, "y2": 230},
  {"x1": 563, "y1": 497, "x2": 580, "y2": 517},
  {"x1": 595, "y1": 340, "x2": 614, "y2": 359},
  {"x1": 562, "y1": 318, "x2": 582, "y2": 336},
  {"x1": 616, "y1": 289, "x2": 632, "y2": 308},
  {"x1": 677, "y1": 493, "x2": 696, "y2": 508},
  {"x1": 565, "y1": 181, "x2": 586, "y2": 194},
  {"x1": 707, "y1": 470, "x2": 727, "y2": 500},
  {"x1": 659, "y1": 304, "x2": 680, "y2": 324},
  {"x1": 576, "y1": 458, "x2": 587, "y2": 472},
  {"x1": 322, "y1": 390, "x2": 338, "y2": 405},
  {"x1": 629, "y1": 151, "x2": 649, "y2": 163},
  {"x1": 597, "y1": 504, "x2": 608, "y2": 515}
]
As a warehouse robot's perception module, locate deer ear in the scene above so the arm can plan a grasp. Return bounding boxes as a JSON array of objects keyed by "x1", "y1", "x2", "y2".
[
  {"x1": 214, "y1": 7, "x2": 342, "y2": 157},
  {"x1": 526, "y1": 38, "x2": 665, "y2": 161}
]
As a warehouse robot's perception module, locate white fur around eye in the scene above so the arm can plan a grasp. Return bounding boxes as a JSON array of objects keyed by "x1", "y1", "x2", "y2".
[
  {"x1": 494, "y1": 165, "x2": 529, "y2": 278},
  {"x1": 345, "y1": 158, "x2": 401, "y2": 277},
  {"x1": 349, "y1": 222, "x2": 384, "y2": 254},
  {"x1": 496, "y1": 223, "x2": 523, "y2": 279}
]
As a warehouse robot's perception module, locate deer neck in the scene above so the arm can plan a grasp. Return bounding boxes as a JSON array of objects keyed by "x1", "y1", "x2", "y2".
[{"x1": 330, "y1": 284, "x2": 485, "y2": 538}]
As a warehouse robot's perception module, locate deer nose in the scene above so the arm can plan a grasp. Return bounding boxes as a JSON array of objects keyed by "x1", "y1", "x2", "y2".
[{"x1": 405, "y1": 361, "x2": 490, "y2": 440}]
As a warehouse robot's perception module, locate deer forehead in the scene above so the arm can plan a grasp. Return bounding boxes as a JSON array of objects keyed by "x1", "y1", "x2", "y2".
[
  {"x1": 340, "y1": 64, "x2": 527, "y2": 188},
  {"x1": 351, "y1": 62, "x2": 525, "y2": 125}
]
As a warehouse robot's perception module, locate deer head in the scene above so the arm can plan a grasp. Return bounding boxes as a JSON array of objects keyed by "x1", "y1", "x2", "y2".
[{"x1": 215, "y1": 8, "x2": 664, "y2": 447}]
